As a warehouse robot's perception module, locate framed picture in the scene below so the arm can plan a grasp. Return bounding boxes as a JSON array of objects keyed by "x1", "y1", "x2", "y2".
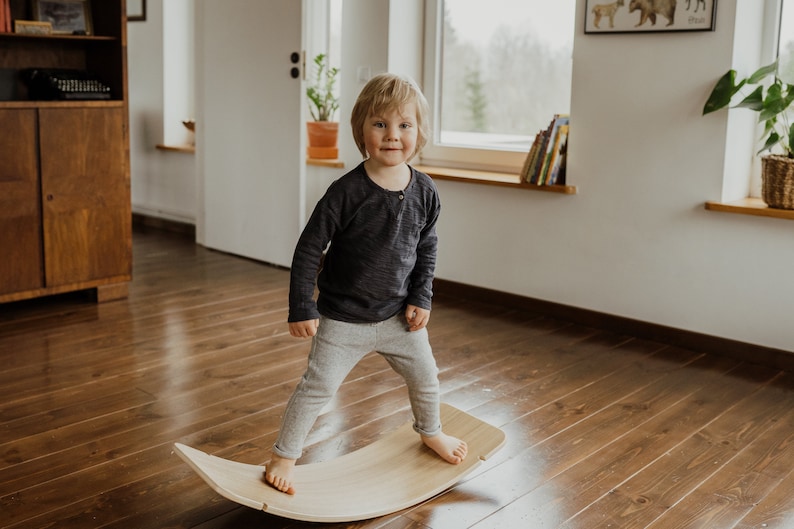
[
  {"x1": 584, "y1": 0, "x2": 716, "y2": 34},
  {"x1": 127, "y1": 0, "x2": 146, "y2": 22},
  {"x1": 33, "y1": 0, "x2": 93, "y2": 35},
  {"x1": 14, "y1": 20, "x2": 53, "y2": 35}
]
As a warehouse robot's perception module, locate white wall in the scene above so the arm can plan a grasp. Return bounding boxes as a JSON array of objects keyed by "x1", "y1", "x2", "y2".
[
  {"x1": 128, "y1": 0, "x2": 196, "y2": 224},
  {"x1": 433, "y1": 0, "x2": 794, "y2": 352},
  {"x1": 127, "y1": 0, "x2": 794, "y2": 353}
]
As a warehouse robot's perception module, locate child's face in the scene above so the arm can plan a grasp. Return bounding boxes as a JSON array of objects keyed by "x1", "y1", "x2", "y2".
[{"x1": 362, "y1": 102, "x2": 418, "y2": 168}]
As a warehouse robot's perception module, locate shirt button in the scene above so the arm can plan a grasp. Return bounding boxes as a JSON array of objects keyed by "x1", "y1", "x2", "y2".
[{"x1": 399, "y1": 194, "x2": 404, "y2": 200}]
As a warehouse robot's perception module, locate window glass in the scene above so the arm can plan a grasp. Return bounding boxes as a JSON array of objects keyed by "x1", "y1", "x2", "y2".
[
  {"x1": 426, "y1": 0, "x2": 574, "y2": 167},
  {"x1": 779, "y1": 0, "x2": 794, "y2": 79}
]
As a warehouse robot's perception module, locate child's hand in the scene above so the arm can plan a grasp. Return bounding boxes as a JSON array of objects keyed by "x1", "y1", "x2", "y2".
[
  {"x1": 406, "y1": 305, "x2": 430, "y2": 331},
  {"x1": 289, "y1": 319, "x2": 319, "y2": 338}
]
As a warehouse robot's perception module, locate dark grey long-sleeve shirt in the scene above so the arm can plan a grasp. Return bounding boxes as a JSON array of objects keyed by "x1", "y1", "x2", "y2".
[{"x1": 288, "y1": 162, "x2": 440, "y2": 323}]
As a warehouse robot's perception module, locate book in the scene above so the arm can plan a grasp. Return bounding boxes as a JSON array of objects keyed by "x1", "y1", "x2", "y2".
[
  {"x1": 527, "y1": 130, "x2": 547, "y2": 184},
  {"x1": 519, "y1": 135, "x2": 536, "y2": 183},
  {"x1": 520, "y1": 130, "x2": 543, "y2": 183},
  {"x1": 537, "y1": 114, "x2": 569, "y2": 185},
  {"x1": 546, "y1": 125, "x2": 569, "y2": 185},
  {"x1": 530, "y1": 118, "x2": 556, "y2": 184}
]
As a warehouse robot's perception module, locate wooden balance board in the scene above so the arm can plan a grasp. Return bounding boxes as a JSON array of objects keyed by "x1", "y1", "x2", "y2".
[{"x1": 174, "y1": 403, "x2": 506, "y2": 523}]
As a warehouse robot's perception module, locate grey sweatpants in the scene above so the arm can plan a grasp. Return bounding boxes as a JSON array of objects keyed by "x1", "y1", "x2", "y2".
[{"x1": 273, "y1": 313, "x2": 442, "y2": 460}]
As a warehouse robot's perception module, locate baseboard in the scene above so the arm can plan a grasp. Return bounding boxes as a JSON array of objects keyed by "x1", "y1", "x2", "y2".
[
  {"x1": 132, "y1": 213, "x2": 195, "y2": 239},
  {"x1": 433, "y1": 279, "x2": 794, "y2": 373}
]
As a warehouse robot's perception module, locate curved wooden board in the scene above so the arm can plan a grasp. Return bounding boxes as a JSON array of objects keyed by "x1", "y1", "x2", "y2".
[{"x1": 174, "y1": 403, "x2": 506, "y2": 522}]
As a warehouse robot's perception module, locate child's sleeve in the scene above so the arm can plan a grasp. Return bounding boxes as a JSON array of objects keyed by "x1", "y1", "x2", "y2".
[
  {"x1": 287, "y1": 195, "x2": 337, "y2": 322},
  {"x1": 406, "y1": 190, "x2": 440, "y2": 311}
]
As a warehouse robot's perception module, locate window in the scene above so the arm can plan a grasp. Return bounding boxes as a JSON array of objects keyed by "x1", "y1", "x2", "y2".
[
  {"x1": 745, "y1": 0, "x2": 794, "y2": 196},
  {"x1": 779, "y1": 1, "x2": 794, "y2": 65},
  {"x1": 422, "y1": 0, "x2": 575, "y2": 172},
  {"x1": 304, "y1": 0, "x2": 342, "y2": 77}
]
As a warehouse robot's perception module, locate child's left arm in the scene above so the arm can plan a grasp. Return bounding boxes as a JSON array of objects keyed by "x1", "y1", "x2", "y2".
[
  {"x1": 405, "y1": 182, "x2": 440, "y2": 321},
  {"x1": 405, "y1": 304, "x2": 430, "y2": 331}
]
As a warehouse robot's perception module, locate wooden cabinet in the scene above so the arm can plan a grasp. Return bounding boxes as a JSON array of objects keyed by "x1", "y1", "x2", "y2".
[
  {"x1": 0, "y1": 108, "x2": 42, "y2": 295},
  {"x1": 0, "y1": 0, "x2": 130, "y2": 303}
]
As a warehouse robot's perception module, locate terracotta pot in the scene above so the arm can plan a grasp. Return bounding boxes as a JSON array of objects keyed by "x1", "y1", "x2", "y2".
[{"x1": 307, "y1": 121, "x2": 339, "y2": 159}]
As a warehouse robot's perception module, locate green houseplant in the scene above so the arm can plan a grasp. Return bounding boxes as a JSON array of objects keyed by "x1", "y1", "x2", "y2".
[
  {"x1": 306, "y1": 53, "x2": 341, "y2": 159},
  {"x1": 703, "y1": 58, "x2": 794, "y2": 209}
]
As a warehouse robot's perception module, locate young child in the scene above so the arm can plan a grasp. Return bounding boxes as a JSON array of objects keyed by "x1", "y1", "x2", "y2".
[{"x1": 265, "y1": 73, "x2": 467, "y2": 495}]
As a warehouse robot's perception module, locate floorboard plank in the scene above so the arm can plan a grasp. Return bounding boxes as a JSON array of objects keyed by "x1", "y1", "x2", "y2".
[
  {"x1": 733, "y1": 464, "x2": 794, "y2": 529},
  {"x1": 656, "y1": 373, "x2": 794, "y2": 529},
  {"x1": 554, "y1": 364, "x2": 781, "y2": 529}
]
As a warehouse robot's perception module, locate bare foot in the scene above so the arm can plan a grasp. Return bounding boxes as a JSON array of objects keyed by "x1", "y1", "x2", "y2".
[
  {"x1": 264, "y1": 452, "x2": 296, "y2": 495},
  {"x1": 422, "y1": 432, "x2": 468, "y2": 464}
]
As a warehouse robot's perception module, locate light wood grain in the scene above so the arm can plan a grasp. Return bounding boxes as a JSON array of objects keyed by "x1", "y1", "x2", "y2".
[
  {"x1": 174, "y1": 404, "x2": 505, "y2": 522},
  {"x1": 705, "y1": 197, "x2": 794, "y2": 220},
  {"x1": 414, "y1": 165, "x2": 578, "y2": 194}
]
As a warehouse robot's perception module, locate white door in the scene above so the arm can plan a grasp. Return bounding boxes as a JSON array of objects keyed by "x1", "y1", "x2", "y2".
[{"x1": 195, "y1": 0, "x2": 305, "y2": 267}]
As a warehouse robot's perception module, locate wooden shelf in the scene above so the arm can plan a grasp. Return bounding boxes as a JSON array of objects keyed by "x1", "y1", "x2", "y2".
[
  {"x1": 705, "y1": 197, "x2": 794, "y2": 221},
  {"x1": 0, "y1": 33, "x2": 117, "y2": 42},
  {"x1": 156, "y1": 144, "x2": 195, "y2": 153},
  {"x1": 0, "y1": 100, "x2": 125, "y2": 108},
  {"x1": 414, "y1": 165, "x2": 577, "y2": 194},
  {"x1": 307, "y1": 158, "x2": 344, "y2": 168}
]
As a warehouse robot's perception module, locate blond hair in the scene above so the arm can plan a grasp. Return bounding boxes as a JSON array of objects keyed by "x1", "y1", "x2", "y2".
[{"x1": 350, "y1": 73, "x2": 431, "y2": 159}]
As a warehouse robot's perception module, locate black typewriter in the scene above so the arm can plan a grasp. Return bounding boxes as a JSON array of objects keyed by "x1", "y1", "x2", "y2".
[{"x1": 22, "y1": 68, "x2": 112, "y2": 100}]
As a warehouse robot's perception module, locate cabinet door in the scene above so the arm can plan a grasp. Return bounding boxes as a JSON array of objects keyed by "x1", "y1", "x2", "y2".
[
  {"x1": 38, "y1": 107, "x2": 131, "y2": 287},
  {"x1": 0, "y1": 109, "x2": 44, "y2": 295}
]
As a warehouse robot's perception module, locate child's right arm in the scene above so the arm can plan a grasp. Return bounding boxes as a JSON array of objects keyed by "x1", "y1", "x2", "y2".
[
  {"x1": 289, "y1": 319, "x2": 319, "y2": 338},
  {"x1": 288, "y1": 185, "x2": 339, "y2": 325}
]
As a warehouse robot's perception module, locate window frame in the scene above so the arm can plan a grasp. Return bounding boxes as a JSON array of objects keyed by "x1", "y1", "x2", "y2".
[
  {"x1": 420, "y1": 0, "x2": 543, "y2": 174},
  {"x1": 750, "y1": 0, "x2": 787, "y2": 196}
]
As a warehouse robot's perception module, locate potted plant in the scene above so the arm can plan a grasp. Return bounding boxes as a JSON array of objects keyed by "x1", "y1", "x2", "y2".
[
  {"x1": 703, "y1": 58, "x2": 794, "y2": 209},
  {"x1": 306, "y1": 53, "x2": 341, "y2": 159}
]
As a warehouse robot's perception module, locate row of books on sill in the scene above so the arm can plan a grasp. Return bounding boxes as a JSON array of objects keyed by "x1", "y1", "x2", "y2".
[{"x1": 521, "y1": 114, "x2": 569, "y2": 186}]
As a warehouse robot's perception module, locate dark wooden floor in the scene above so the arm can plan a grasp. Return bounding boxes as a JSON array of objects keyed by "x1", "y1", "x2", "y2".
[{"x1": 2, "y1": 227, "x2": 793, "y2": 529}]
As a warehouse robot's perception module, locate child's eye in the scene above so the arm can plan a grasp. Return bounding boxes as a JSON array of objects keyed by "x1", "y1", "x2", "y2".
[
  {"x1": 374, "y1": 122, "x2": 386, "y2": 128},
  {"x1": 400, "y1": 123, "x2": 412, "y2": 129}
]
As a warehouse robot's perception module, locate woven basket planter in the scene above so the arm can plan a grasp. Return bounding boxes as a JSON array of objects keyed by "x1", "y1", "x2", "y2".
[{"x1": 761, "y1": 155, "x2": 794, "y2": 210}]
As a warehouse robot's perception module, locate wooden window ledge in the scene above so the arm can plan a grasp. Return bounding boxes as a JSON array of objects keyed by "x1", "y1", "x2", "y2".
[
  {"x1": 156, "y1": 144, "x2": 195, "y2": 153},
  {"x1": 414, "y1": 165, "x2": 577, "y2": 194},
  {"x1": 307, "y1": 158, "x2": 344, "y2": 168},
  {"x1": 705, "y1": 198, "x2": 794, "y2": 221}
]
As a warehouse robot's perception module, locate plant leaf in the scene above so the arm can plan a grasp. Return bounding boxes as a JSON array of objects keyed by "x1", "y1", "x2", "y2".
[
  {"x1": 758, "y1": 130, "x2": 780, "y2": 155},
  {"x1": 758, "y1": 82, "x2": 785, "y2": 121},
  {"x1": 734, "y1": 85, "x2": 764, "y2": 111},
  {"x1": 747, "y1": 60, "x2": 779, "y2": 84},
  {"x1": 703, "y1": 70, "x2": 745, "y2": 114}
]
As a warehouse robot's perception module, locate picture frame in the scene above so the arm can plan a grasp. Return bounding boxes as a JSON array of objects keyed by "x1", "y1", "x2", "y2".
[
  {"x1": 127, "y1": 0, "x2": 146, "y2": 22},
  {"x1": 584, "y1": 0, "x2": 716, "y2": 34},
  {"x1": 14, "y1": 20, "x2": 53, "y2": 35},
  {"x1": 33, "y1": 0, "x2": 93, "y2": 35}
]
